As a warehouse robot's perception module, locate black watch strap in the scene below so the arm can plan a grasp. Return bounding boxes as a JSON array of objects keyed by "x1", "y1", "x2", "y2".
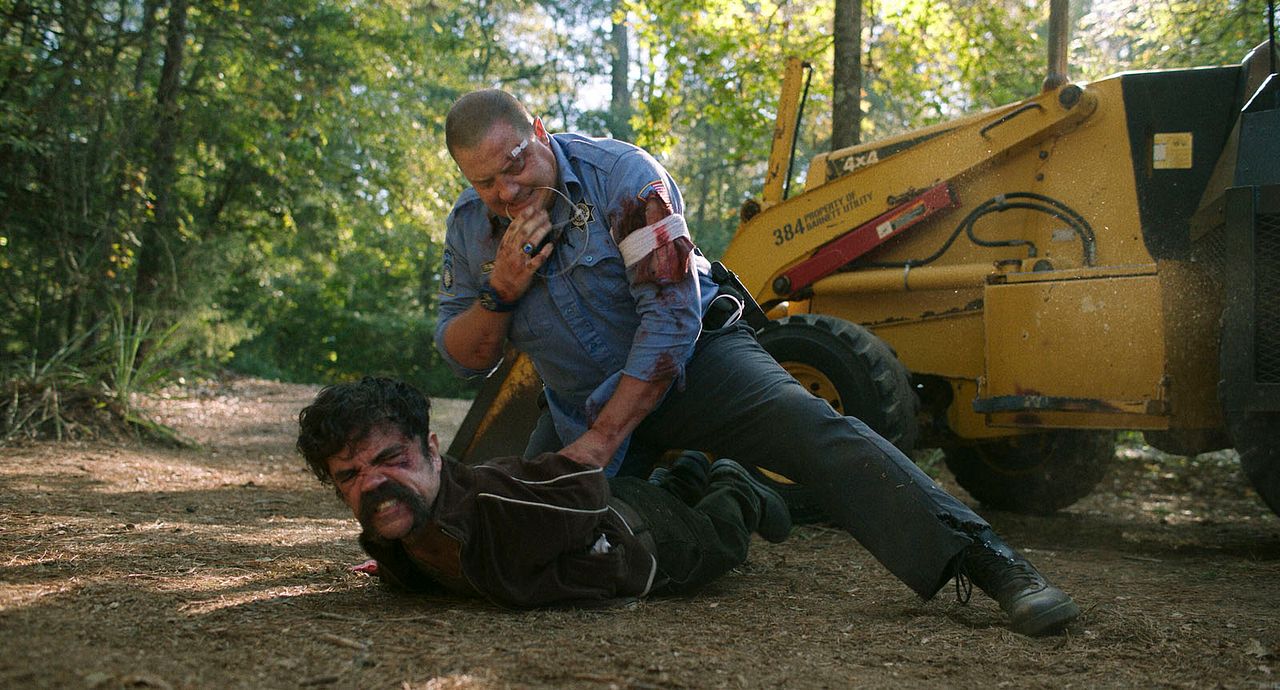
[{"x1": 478, "y1": 283, "x2": 520, "y2": 312}]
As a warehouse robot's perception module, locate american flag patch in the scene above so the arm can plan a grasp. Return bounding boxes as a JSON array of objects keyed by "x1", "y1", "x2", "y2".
[{"x1": 637, "y1": 179, "x2": 670, "y2": 205}]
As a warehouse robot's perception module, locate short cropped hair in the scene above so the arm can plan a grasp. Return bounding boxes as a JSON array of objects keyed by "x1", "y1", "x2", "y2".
[
  {"x1": 296, "y1": 377, "x2": 432, "y2": 485},
  {"x1": 445, "y1": 89, "x2": 534, "y2": 156}
]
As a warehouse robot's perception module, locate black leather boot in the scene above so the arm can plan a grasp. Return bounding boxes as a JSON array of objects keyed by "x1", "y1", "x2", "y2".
[
  {"x1": 708, "y1": 458, "x2": 792, "y2": 543},
  {"x1": 650, "y1": 451, "x2": 711, "y2": 506},
  {"x1": 955, "y1": 530, "x2": 1080, "y2": 636}
]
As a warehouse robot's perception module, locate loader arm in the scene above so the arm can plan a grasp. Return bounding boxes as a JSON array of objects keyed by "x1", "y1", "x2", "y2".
[{"x1": 722, "y1": 83, "x2": 1099, "y2": 306}]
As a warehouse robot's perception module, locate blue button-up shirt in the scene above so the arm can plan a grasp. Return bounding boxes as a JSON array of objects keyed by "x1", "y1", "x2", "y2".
[{"x1": 435, "y1": 133, "x2": 719, "y2": 473}]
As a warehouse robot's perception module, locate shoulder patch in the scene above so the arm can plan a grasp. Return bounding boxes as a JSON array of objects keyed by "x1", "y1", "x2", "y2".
[
  {"x1": 637, "y1": 179, "x2": 670, "y2": 207},
  {"x1": 441, "y1": 250, "x2": 454, "y2": 290}
]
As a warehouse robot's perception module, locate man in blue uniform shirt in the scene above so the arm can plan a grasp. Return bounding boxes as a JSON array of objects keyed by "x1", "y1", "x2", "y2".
[{"x1": 433, "y1": 88, "x2": 1080, "y2": 636}]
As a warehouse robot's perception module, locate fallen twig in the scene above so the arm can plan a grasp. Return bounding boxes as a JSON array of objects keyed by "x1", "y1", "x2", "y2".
[
  {"x1": 381, "y1": 615, "x2": 450, "y2": 624},
  {"x1": 315, "y1": 612, "x2": 365, "y2": 623},
  {"x1": 319, "y1": 632, "x2": 368, "y2": 651}
]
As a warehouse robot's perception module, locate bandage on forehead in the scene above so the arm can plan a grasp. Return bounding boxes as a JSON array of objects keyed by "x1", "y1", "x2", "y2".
[{"x1": 617, "y1": 213, "x2": 690, "y2": 268}]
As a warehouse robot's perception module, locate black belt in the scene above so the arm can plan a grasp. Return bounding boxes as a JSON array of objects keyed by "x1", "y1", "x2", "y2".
[
  {"x1": 703, "y1": 261, "x2": 769, "y2": 331},
  {"x1": 701, "y1": 293, "x2": 745, "y2": 331}
]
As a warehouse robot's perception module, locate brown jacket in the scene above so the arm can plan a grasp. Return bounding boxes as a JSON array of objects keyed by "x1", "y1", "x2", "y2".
[{"x1": 359, "y1": 453, "x2": 658, "y2": 608}]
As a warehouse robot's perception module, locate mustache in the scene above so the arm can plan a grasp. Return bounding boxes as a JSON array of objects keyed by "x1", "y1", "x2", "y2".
[{"x1": 357, "y1": 480, "x2": 432, "y2": 530}]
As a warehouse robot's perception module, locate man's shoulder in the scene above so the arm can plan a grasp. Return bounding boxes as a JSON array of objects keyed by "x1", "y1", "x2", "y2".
[
  {"x1": 450, "y1": 186, "x2": 482, "y2": 209},
  {"x1": 446, "y1": 188, "x2": 488, "y2": 228},
  {"x1": 472, "y1": 453, "x2": 605, "y2": 486},
  {"x1": 555, "y1": 133, "x2": 646, "y2": 172},
  {"x1": 555, "y1": 131, "x2": 641, "y2": 155},
  {"x1": 555, "y1": 133, "x2": 672, "y2": 202},
  {"x1": 440, "y1": 456, "x2": 473, "y2": 488}
]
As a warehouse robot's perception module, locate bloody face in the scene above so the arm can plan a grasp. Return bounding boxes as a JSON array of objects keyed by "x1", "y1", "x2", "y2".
[{"x1": 326, "y1": 423, "x2": 442, "y2": 542}]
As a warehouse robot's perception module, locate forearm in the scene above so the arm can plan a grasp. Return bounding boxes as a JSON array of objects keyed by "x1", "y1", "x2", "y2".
[
  {"x1": 441, "y1": 305, "x2": 514, "y2": 371},
  {"x1": 592, "y1": 373, "x2": 670, "y2": 448},
  {"x1": 560, "y1": 374, "x2": 672, "y2": 468},
  {"x1": 439, "y1": 207, "x2": 556, "y2": 371}
]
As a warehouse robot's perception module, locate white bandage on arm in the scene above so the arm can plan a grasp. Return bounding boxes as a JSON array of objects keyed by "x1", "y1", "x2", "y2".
[{"x1": 616, "y1": 213, "x2": 690, "y2": 268}]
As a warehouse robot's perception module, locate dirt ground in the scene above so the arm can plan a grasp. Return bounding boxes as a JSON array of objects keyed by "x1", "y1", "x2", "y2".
[{"x1": 1, "y1": 378, "x2": 1277, "y2": 689}]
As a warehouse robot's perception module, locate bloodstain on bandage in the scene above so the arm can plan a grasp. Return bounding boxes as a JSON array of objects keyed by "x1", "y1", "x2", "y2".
[{"x1": 610, "y1": 194, "x2": 692, "y2": 285}]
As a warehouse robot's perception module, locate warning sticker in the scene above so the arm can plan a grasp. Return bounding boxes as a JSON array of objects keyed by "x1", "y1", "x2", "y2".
[{"x1": 1153, "y1": 132, "x2": 1193, "y2": 170}]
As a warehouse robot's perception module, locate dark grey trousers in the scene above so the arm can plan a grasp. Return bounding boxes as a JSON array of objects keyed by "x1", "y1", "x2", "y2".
[
  {"x1": 610, "y1": 465, "x2": 755, "y2": 594},
  {"x1": 527, "y1": 322, "x2": 988, "y2": 599}
]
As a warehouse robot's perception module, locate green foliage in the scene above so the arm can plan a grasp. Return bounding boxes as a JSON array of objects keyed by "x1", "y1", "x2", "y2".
[
  {"x1": 2, "y1": 0, "x2": 1267, "y2": 421},
  {"x1": 1073, "y1": 0, "x2": 1262, "y2": 79},
  {"x1": 865, "y1": 0, "x2": 1044, "y2": 133},
  {"x1": 106, "y1": 299, "x2": 181, "y2": 403},
  {"x1": 1, "y1": 0, "x2": 479, "y2": 403},
  {"x1": 622, "y1": 0, "x2": 834, "y2": 257},
  {"x1": 1, "y1": 297, "x2": 185, "y2": 443}
]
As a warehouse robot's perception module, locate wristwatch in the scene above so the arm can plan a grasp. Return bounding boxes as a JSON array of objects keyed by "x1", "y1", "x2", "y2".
[{"x1": 477, "y1": 282, "x2": 520, "y2": 312}]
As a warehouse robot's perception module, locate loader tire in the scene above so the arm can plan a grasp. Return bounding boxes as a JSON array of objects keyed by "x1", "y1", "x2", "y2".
[
  {"x1": 1226, "y1": 410, "x2": 1280, "y2": 517},
  {"x1": 753, "y1": 314, "x2": 920, "y2": 524},
  {"x1": 942, "y1": 431, "x2": 1114, "y2": 514}
]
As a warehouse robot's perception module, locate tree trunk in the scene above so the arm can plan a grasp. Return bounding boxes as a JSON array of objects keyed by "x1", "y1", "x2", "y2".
[
  {"x1": 832, "y1": 0, "x2": 862, "y2": 151},
  {"x1": 135, "y1": 0, "x2": 188, "y2": 309},
  {"x1": 133, "y1": 0, "x2": 162, "y2": 94},
  {"x1": 608, "y1": 0, "x2": 633, "y2": 142}
]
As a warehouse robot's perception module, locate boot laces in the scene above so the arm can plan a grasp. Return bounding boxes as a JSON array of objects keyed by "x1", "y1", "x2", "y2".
[
  {"x1": 954, "y1": 544, "x2": 1043, "y2": 603},
  {"x1": 953, "y1": 568, "x2": 973, "y2": 604}
]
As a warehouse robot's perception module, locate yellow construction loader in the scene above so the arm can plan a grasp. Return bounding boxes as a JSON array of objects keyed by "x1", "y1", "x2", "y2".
[{"x1": 448, "y1": 17, "x2": 1280, "y2": 520}]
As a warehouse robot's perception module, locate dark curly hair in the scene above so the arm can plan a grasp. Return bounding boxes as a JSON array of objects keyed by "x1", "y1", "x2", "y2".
[{"x1": 296, "y1": 377, "x2": 432, "y2": 486}]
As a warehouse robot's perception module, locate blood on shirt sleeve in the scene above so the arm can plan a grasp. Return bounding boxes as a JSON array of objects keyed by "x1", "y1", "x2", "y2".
[{"x1": 609, "y1": 193, "x2": 693, "y2": 285}]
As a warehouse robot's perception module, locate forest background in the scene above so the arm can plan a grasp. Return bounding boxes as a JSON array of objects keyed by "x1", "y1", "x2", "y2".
[{"x1": 0, "y1": 0, "x2": 1266, "y2": 439}]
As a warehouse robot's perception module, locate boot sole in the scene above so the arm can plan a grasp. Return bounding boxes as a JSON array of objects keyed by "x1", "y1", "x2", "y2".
[{"x1": 1011, "y1": 597, "x2": 1081, "y2": 637}]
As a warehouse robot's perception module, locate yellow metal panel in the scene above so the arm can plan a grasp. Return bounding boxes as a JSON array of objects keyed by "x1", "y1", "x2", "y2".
[
  {"x1": 806, "y1": 151, "x2": 831, "y2": 189},
  {"x1": 875, "y1": 310, "x2": 986, "y2": 380},
  {"x1": 982, "y1": 273, "x2": 1166, "y2": 407},
  {"x1": 449, "y1": 352, "x2": 543, "y2": 463},
  {"x1": 810, "y1": 287, "x2": 984, "y2": 378},
  {"x1": 948, "y1": 379, "x2": 1020, "y2": 439},
  {"x1": 761, "y1": 58, "x2": 807, "y2": 209},
  {"x1": 723, "y1": 82, "x2": 1099, "y2": 304},
  {"x1": 1157, "y1": 260, "x2": 1224, "y2": 429}
]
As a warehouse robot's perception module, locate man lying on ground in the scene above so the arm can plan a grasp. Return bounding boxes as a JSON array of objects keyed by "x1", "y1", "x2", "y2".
[{"x1": 295, "y1": 376, "x2": 790, "y2": 607}]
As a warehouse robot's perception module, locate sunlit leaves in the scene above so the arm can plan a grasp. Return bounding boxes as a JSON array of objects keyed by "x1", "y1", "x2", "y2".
[
  {"x1": 3, "y1": 0, "x2": 1261, "y2": 395},
  {"x1": 1074, "y1": 0, "x2": 1261, "y2": 79}
]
